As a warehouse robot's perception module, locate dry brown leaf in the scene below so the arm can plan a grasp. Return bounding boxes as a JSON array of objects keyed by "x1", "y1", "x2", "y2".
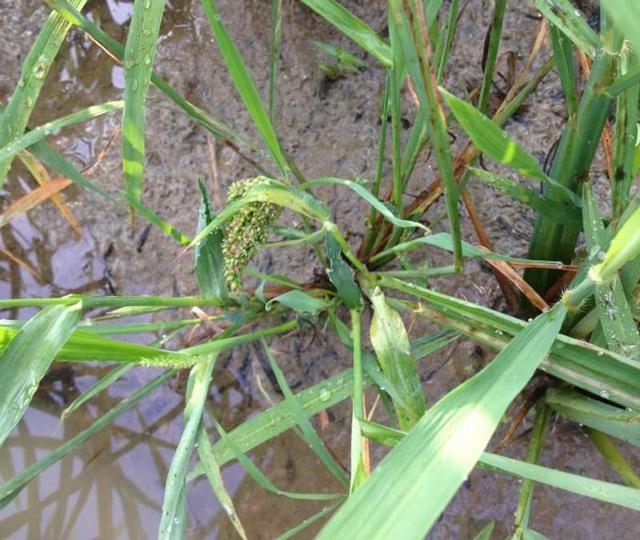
[
  {"x1": 18, "y1": 149, "x2": 82, "y2": 238},
  {"x1": 0, "y1": 178, "x2": 72, "y2": 230}
]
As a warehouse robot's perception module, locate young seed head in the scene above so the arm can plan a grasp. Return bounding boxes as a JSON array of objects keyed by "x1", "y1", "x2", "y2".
[{"x1": 222, "y1": 176, "x2": 282, "y2": 291}]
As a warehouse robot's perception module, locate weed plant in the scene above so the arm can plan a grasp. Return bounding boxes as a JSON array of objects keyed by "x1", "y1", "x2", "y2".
[{"x1": 1, "y1": 1, "x2": 640, "y2": 538}]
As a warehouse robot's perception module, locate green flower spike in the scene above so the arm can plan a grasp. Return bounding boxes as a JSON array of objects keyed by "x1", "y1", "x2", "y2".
[{"x1": 222, "y1": 176, "x2": 282, "y2": 291}]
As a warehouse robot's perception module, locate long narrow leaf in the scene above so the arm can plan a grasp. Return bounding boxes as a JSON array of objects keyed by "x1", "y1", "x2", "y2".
[
  {"x1": 0, "y1": 101, "x2": 123, "y2": 164},
  {"x1": 159, "y1": 354, "x2": 218, "y2": 538},
  {"x1": 0, "y1": 0, "x2": 88, "y2": 186},
  {"x1": 532, "y1": 0, "x2": 601, "y2": 57},
  {"x1": 0, "y1": 370, "x2": 175, "y2": 508},
  {"x1": 546, "y1": 388, "x2": 640, "y2": 447},
  {"x1": 318, "y1": 304, "x2": 566, "y2": 539},
  {"x1": 263, "y1": 340, "x2": 349, "y2": 486},
  {"x1": 302, "y1": 177, "x2": 430, "y2": 232},
  {"x1": 299, "y1": 0, "x2": 392, "y2": 68},
  {"x1": 46, "y1": 0, "x2": 262, "y2": 158},
  {"x1": 360, "y1": 419, "x2": 640, "y2": 511},
  {"x1": 201, "y1": 0, "x2": 288, "y2": 176},
  {"x1": 0, "y1": 303, "x2": 82, "y2": 445},
  {"x1": 194, "y1": 180, "x2": 228, "y2": 302},
  {"x1": 390, "y1": 1, "x2": 462, "y2": 269},
  {"x1": 122, "y1": 0, "x2": 166, "y2": 201}
]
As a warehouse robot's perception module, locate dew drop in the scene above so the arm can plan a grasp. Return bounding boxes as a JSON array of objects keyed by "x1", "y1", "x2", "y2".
[{"x1": 319, "y1": 388, "x2": 331, "y2": 402}]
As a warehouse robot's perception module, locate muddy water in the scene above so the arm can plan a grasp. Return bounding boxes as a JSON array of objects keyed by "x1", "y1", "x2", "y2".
[{"x1": 0, "y1": 0, "x2": 638, "y2": 538}]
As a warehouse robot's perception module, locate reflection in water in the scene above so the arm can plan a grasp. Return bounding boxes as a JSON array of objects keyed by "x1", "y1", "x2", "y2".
[
  {"x1": 0, "y1": 372, "x2": 181, "y2": 539},
  {"x1": 0, "y1": 354, "x2": 345, "y2": 539}
]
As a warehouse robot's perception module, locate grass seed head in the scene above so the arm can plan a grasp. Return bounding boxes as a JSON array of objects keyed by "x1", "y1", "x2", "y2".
[{"x1": 222, "y1": 176, "x2": 282, "y2": 291}]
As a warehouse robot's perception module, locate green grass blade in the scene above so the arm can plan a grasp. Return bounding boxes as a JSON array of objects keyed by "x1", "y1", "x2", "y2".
[
  {"x1": 369, "y1": 287, "x2": 426, "y2": 430},
  {"x1": 608, "y1": 64, "x2": 640, "y2": 97},
  {"x1": 187, "y1": 329, "x2": 455, "y2": 483},
  {"x1": 370, "y1": 231, "x2": 566, "y2": 268},
  {"x1": 265, "y1": 290, "x2": 331, "y2": 314},
  {"x1": 470, "y1": 167, "x2": 581, "y2": 227},
  {"x1": 201, "y1": 0, "x2": 289, "y2": 176},
  {"x1": 477, "y1": 0, "x2": 506, "y2": 113},
  {"x1": 526, "y1": 50, "x2": 616, "y2": 293},
  {"x1": 124, "y1": 191, "x2": 192, "y2": 245},
  {"x1": 299, "y1": 0, "x2": 392, "y2": 68},
  {"x1": 472, "y1": 522, "x2": 495, "y2": 540},
  {"x1": 382, "y1": 279, "x2": 640, "y2": 410},
  {"x1": 587, "y1": 428, "x2": 640, "y2": 488},
  {"x1": 275, "y1": 502, "x2": 340, "y2": 540},
  {"x1": 550, "y1": 24, "x2": 579, "y2": 119},
  {"x1": 302, "y1": 177, "x2": 430, "y2": 232},
  {"x1": 61, "y1": 364, "x2": 133, "y2": 420},
  {"x1": 360, "y1": 418, "x2": 640, "y2": 511},
  {"x1": 0, "y1": 101, "x2": 123, "y2": 164},
  {"x1": 522, "y1": 530, "x2": 551, "y2": 540},
  {"x1": 46, "y1": 0, "x2": 263, "y2": 158},
  {"x1": 442, "y1": 88, "x2": 545, "y2": 179},
  {"x1": 546, "y1": 388, "x2": 640, "y2": 447},
  {"x1": 195, "y1": 424, "x2": 248, "y2": 539},
  {"x1": 150, "y1": 320, "x2": 298, "y2": 367},
  {"x1": 602, "y1": 1, "x2": 640, "y2": 62},
  {"x1": 28, "y1": 140, "x2": 115, "y2": 202},
  {"x1": 188, "y1": 368, "x2": 355, "y2": 482},
  {"x1": 4, "y1": 316, "x2": 284, "y2": 369},
  {"x1": 0, "y1": 294, "x2": 223, "y2": 310},
  {"x1": 194, "y1": 180, "x2": 229, "y2": 302},
  {"x1": 122, "y1": 0, "x2": 166, "y2": 201},
  {"x1": 76, "y1": 318, "x2": 211, "y2": 335},
  {"x1": 268, "y1": 0, "x2": 283, "y2": 122},
  {"x1": 479, "y1": 451, "x2": 640, "y2": 511},
  {"x1": 532, "y1": 0, "x2": 601, "y2": 57},
  {"x1": 443, "y1": 90, "x2": 580, "y2": 206},
  {"x1": 434, "y1": 0, "x2": 460, "y2": 81},
  {"x1": 390, "y1": 0, "x2": 462, "y2": 269},
  {"x1": 349, "y1": 309, "x2": 366, "y2": 493},
  {"x1": 595, "y1": 278, "x2": 640, "y2": 360},
  {"x1": 318, "y1": 304, "x2": 566, "y2": 539},
  {"x1": 325, "y1": 232, "x2": 362, "y2": 310},
  {"x1": 610, "y1": 41, "x2": 639, "y2": 220},
  {"x1": 0, "y1": 0, "x2": 88, "y2": 186},
  {"x1": 207, "y1": 408, "x2": 342, "y2": 501},
  {"x1": 591, "y1": 207, "x2": 640, "y2": 284},
  {"x1": 0, "y1": 303, "x2": 82, "y2": 446},
  {"x1": 159, "y1": 354, "x2": 218, "y2": 539},
  {"x1": 0, "y1": 370, "x2": 175, "y2": 508},
  {"x1": 0, "y1": 325, "x2": 166, "y2": 362},
  {"x1": 582, "y1": 147, "x2": 640, "y2": 358},
  {"x1": 389, "y1": 20, "x2": 404, "y2": 212},
  {"x1": 262, "y1": 340, "x2": 349, "y2": 486},
  {"x1": 513, "y1": 406, "x2": 551, "y2": 537}
]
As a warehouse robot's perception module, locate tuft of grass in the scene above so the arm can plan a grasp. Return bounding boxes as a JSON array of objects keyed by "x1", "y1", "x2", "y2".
[{"x1": 1, "y1": 1, "x2": 640, "y2": 538}]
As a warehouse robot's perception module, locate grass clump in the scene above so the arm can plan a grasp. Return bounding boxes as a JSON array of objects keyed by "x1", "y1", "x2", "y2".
[{"x1": 1, "y1": 1, "x2": 640, "y2": 539}]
